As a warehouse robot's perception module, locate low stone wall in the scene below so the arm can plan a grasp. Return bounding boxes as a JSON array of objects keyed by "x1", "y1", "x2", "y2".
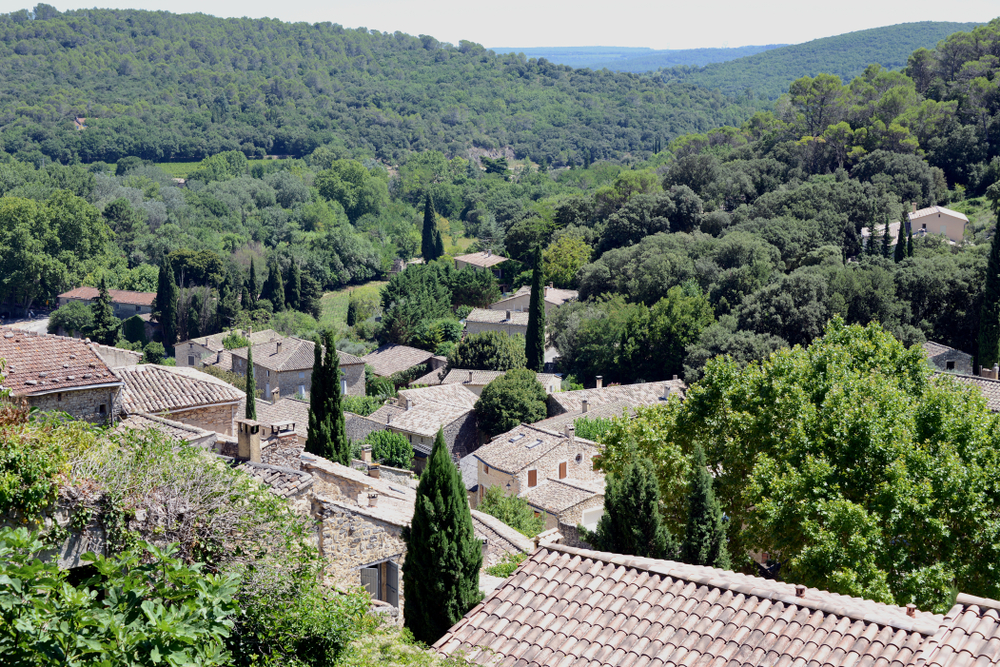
[
  {"x1": 556, "y1": 520, "x2": 593, "y2": 549},
  {"x1": 170, "y1": 402, "x2": 237, "y2": 436},
  {"x1": 262, "y1": 433, "x2": 303, "y2": 470},
  {"x1": 470, "y1": 510, "x2": 533, "y2": 568},
  {"x1": 345, "y1": 412, "x2": 387, "y2": 443}
]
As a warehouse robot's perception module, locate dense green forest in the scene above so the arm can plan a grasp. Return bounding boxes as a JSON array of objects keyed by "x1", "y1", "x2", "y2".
[
  {"x1": 663, "y1": 21, "x2": 983, "y2": 99},
  {"x1": 491, "y1": 44, "x2": 784, "y2": 73},
  {"x1": 0, "y1": 5, "x2": 751, "y2": 166}
]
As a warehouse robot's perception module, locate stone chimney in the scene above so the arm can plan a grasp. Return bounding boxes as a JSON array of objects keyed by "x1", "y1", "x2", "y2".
[
  {"x1": 506, "y1": 310, "x2": 511, "y2": 321},
  {"x1": 467, "y1": 370, "x2": 474, "y2": 384},
  {"x1": 544, "y1": 285, "x2": 549, "y2": 297},
  {"x1": 405, "y1": 397, "x2": 412, "y2": 411},
  {"x1": 361, "y1": 446, "x2": 372, "y2": 464},
  {"x1": 368, "y1": 464, "x2": 381, "y2": 480},
  {"x1": 663, "y1": 386, "x2": 672, "y2": 400},
  {"x1": 673, "y1": 374, "x2": 678, "y2": 381},
  {"x1": 565, "y1": 424, "x2": 575, "y2": 447},
  {"x1": 367, "y1": 491, "x2": 379, "y2": 506},
  {"x1": 595, "y1": 375, "x2": 603, "y2": 389},
  {"x1": 582, "y1": 399, "x2": 589, "y2": 414},
  {"x1": 271, "y1": 386, "x2": 280, "y2": 403},
  {"x1": 236, "y1": 419, "x2": 261, "y2": 463},
  {"x1": 276, "y1": 340, "x2": 282, "y2": 353},
  {"x1": 912, "y1": 202, "x2": 917, "y2": 213}
]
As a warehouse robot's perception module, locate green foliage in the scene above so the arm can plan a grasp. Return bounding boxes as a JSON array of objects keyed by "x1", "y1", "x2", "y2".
[
  {"x1": 222, "y1": 331, "x2": 251, "y2": 350},
  {"x1": 88, "y1": 277, "x2": 121, "y2": 345},
  {"x1": 525, "y1": 246, "x2": 546, "y2": 372},
  {"x1": 421, "y1": 195, "x2": 444, "y2": 262},
  {"x1": 572, "y1": 416, "x2": 616, "y2": 443},
  {"x1": 47, "y1": 300, "x2": 93, "y2": 336},
  {"x1": 261, "y1": 257, "x2": 286, "y2": 313},
  {"x1": 201, "y1": 364, "x2": 259, "y2": 397},
  {"x1": 155, "y1": 257, "x2": 179, "y2": 351},
  {"x1": 543, "y1": 234, "x2": 592, "y2": 288},
  {"x1": 484, "y1": 551, "x2": 528, "y2": 578},
  {"x1": 580, "y1": 456, "x2": 679, "y2": 559},
  {"x1": 402, "y1": 430, "x2": 483, "y2": 645},
  {"x1": 122, "y1": 314, "x2": 147, "y2": 345},
  {"x1": 305, "y1": 330, "x2": 350, "y2": 465},
  {"x1": 0, "y1": 528, "x2": 239, "y2": 667},
  {"x1": 364, "y1": 430, "x2": 414, "y2": 470},
  {"x1": 316, "y1": 159, "x2": 389, "y2": 224},
  {"x1": 476, "y1": 485, "x2": 544, "y2": 537},
  {"x1": 244, "y1": 345, "x2": 256, "y2": 420},
  {"x1": 448, "y1": 331, "x2": 527, "y2": 372},
  {"x1": 474, "y1": 368, "x2": 547, "y2": 439},
  {"x1": 681, "y1": 445, "x2": 731, "y2": 569},
  {"x1": 979, "y1": 216, "x2": 1000, "y2": 367},
  {"x1": 142, "y1": 341, "x2": 166, "y2": 364}
]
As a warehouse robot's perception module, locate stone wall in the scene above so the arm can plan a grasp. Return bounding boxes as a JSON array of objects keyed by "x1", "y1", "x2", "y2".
[
  {"x1": 169, "y1": 402, "x2": 237, "y2": 436},
  {"x1": 345, "y1": 412, "x2": 387, "y2": 443},
  {"x1": 28, "y1": 386, "x2": 122, "y2": 424},
  {"x1": 262, "y1": 433, "x2": 304, "y2": 469},
  {"x1": 92, "y1": 344, "x2": 141, "y2": 369},
  {"x1": 443, "y1": 411, "x2": 481, "y2": 459},
  {"x1": 559, "y1": 494, "x2": 605, "y2": 528},
  {"x1": 556, "y1": 520, "x2": 593, "y2": 550},
  {"x1": 512, "y1": 439, "x2": 602, "y2": 494},
  {"x1": 470, "y1": 510, "x2": 532, "y2": 568},
  {"x1": 465, "y1": 321, "x2": 527, "y2": 338},
  {"x1": 260, "y1": 363, "x2": 365, "y2": 402}
]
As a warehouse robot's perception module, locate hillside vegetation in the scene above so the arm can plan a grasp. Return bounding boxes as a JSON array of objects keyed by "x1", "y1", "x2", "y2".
[
  {"x1": 663, "y1": 21, "x2": 983, "y2": 99},
  {"x1": 0, "y1": 6, "x2": 752, "y2": 166},
  {"x1": 491, "y1": 44, "x2": 784, "y2": 72}
]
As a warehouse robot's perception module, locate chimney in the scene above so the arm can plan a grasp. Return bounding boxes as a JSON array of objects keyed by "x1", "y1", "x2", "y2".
[
  {"x1": 236, "y1": 419, "x2": 261, "y2": 463},
  {"x1": 276, "y1": 340, "x2": 282, "y2": 353},
  {"x1": 271, "y1": 386, "x2": 279, "y2": 403},
  {"x1": 912, "y1": 202, "x2": 917, "y2": 213},
  {"x1": 544, "y1": 285, "x2": 549, "y2": 297},
  {"x1": 565, "y1": 424, "x2": 575, "y2": 446},
  {"x1": 673, "y1": 374, "x2": 678, "y2": 381},
  {"x1": 595, "y1": 375, "x2": 603, "y2": 389},
  {"x1": 361, "y1": 446, "x2": 372, "y2": 464},
  {"x1": 467, "y1": 371, "x2": 474, "y2": 384},
  {"x1": 367, "y1": 491, "x2": 379, "y2": 506},
  {"x1": 386, "y1": 414, "x2": 392, "y2": 425},
  {"x1": 906, "y1": 604, "x2": 916, "y2": 618},
  {"x1": 582, "y1": 399, "x2": 589, "y2": 414},
  {"x1": 663, "y1": 386, "x2": 672, "y2": 400},
  {"x1": 405, "y1": 398, "x2": 412, "y2": 411},
  {"x1": 506, "y1": 310, "x2": 511, "y2": 321},
  {"x1": 795, "y1": 585, "x2": 805, "y2": 598},
  {"x1": 368, "y1": 465, "x2": 381, "y2": 480}
]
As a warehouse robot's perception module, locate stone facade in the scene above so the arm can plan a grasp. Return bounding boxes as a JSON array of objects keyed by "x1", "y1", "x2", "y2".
[
  {"x1": 166, "y1": 402, "x2": 238, "y2": 436},
  {"x1": 345, "y1": 412, "x2": 389, "y2": 443},
  {"x1": 262, "y1": 433, "x2": 304, "y2": 470},
  {"x1": 234, "y1": 356, "x2": 365, "y2": 400},
  {"x1": 464, "y1": 320, "x2": 527, "y2": 338},
  {"x1": 478, "y1": 435, "x2": 601, "y2": 499},
  {"x1": 538, "y1": 493, "x2": 605, "y2": 532},
  {"x1": 27, "y1": 386, "x2": 123, "y2": 425},
  {"x1": 469, "y1": 510, "x2": 533, "y2": 568}
]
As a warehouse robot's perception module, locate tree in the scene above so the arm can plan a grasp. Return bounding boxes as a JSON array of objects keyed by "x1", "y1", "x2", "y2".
[
  {"x1": 894, "y1": 215, "x2": 907, "y2": 262},
  {"x1": 979, "y1": 217, "x2": 1000, "y2": 368},
  {"x1": 88, "y1": 277, "x2": 120, "y2": 346},
  {"x1": 155, "y1": 257, "x2": 178, "y2": 351},
  {"x1": 285, "y1": 261, "x2": 301, "y2": 311},
  {"x1": 580, "y1": 456, "x2": 679, "y2": 559},
  {"x1": 421, "y1": 194, "x2": 443, "y2": 262},
  {"x1": 681, "y1": 445, "x2": 731, "y2": 569},
  {"x1": 402, "y1": 429, "x2": 483, "y2": 645},
  {"x1": 525, "y1": 246, "x2": 546, "y2": 372},
  {"x1": 216, "y1": 273, "x2": 239, "y2": 330},
  {"x1": 477, "y1": 485, "x2": 544, "y2": 537},
  {"x1": 542, "y1": 235, "x2": 591, "y2": 288},
  {"x1": 474, "y1": 368, "x2": 548, "y2": 438},
  {"x1": 244, "y1": 345, "x2": 256, "y2": 420},
  {"x1": 448, "y1": 331, "x2": 526, "y2": 371},
  {"x1": 364, "y1": 430, "x2": 413, "y2": 470},
  {"x1": 305, "y1": 330, "x2": 349, "y2": 466},
  {"x1": 246, "y1": 258, "x2": 259, "y2": 310},
  {"x1": 346, "y1": 297, "x2": 359, "y2": 327},
  {"x1": 122, "y1": 314, "x2": 146, "y2": 345},
  {"x1": 880, "y1": 217, "x2": 892, "y2": 258},
  {"x1": 47, "y1": 300, "x2": 93, "y2": 336},
  {"x1": 261, "y1": 257, "x2": 285, "y2": 312}
]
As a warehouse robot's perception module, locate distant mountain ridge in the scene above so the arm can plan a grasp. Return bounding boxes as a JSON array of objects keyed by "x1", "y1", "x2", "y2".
[
  {"x1": 489, "y1": 44, "x2": 786, "y2": 72},
  {"x1": 659, "y1": 21, "x2": 984, "y2": 99}
]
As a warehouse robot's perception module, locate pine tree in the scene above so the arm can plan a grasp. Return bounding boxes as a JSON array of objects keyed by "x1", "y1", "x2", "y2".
[
  {"x1": 246, "y1": 258, "x2": 259, "y2": 310},
  {"x1": 402, "y1": 428, "x2": 483, "y2": 645},
  {"x1": 305, "y1": 330, "x2": 349, "y2": 465},
  {"x1": 893, "y1": 214, "x2": 907, "y2": 263},
  {"x1": 421, "y1": 194, "x2": 442, "y2": 262},
  {"x1": 979, "y1": 217, "x2": 1000, "y2": 368},
  {"x1": 881, "y1": 216, "x2": 892, "y2": 258},
  {"x1": 346, "y1": 297, "x2": 358, "y2": 327},
  {"x1": 261, "y1": 257, "x2": 285, "y2": 312},
  {"x1": 89, "y1": 277, "x2": 120, "y2": 345},
  {"x1": 285, "y1": 261, "x2": 301, "y2": 311},
  {"x1": 245, "y1": 345, "x2": 257, "y2": 420},
  {"x1": 581, "y1": 456, "x2": 679, "y2": 559},
  {"x1": 155, "y1": 258, "x2": 178, "y2": 351},
  {"x1": 525, "y1": 245, "x2": 546, "y2": 372},
  {"x1": 681, "y1": 445, "x2": 731, "y2": 569},
  {"x1": 216, "y1": 274, "x2": 239, "y2": 330}
]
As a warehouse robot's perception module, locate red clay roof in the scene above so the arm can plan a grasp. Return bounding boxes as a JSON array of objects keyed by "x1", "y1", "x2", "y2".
[
  {"x1": 0, "y1": 328, "x2": 121, "y2": 395},
  {"x1": 59, "y1": 286, "x2": 156, "y2": 306}
]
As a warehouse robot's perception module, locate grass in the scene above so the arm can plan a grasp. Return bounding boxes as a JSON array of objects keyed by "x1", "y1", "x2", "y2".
[
  {"x1": 337, "y1": 622, "x2": 471, "y2": 666},
  {"x1": 319, "y1": 281, "x2": 387, "y2": 334},
  {"x1": 154, "y1": 161, "x2": 201, "y2": 178},
  {"x1": 444, "y1": 235, "x2": 474, "y2": 253}
]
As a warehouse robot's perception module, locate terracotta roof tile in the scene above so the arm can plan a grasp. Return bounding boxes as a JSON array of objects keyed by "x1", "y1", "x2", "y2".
[
  {"x1": 117, "y1": 364, "x2": 242, "y2": 414},
  {"x1": 115, "y1": 412, "x2": 214, "y2": 443},
  {"x1": 0, "y1": 328, "x2": 121, "y2": 395},
  {"x1": 909, "y1": 205, "x2": 969, "y2": 223},
  {"x1": 59, "y1": 286, "x2": 156, "y2": 306}
]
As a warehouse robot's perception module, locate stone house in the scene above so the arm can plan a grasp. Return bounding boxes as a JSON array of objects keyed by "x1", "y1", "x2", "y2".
[
  {"x1": 923, "y1": 341, "x2": 973, "y2": 375},
  {"x1": 0, "y1": 328, "x2": 124, "y2": 424},
  {"x1": 361, "y1": 343, "x2": 446, "y2": 379},
  {"x1": 57, "y1": 286, "x2": 156, "y2": 318},
  {"x1": 453, "y1": 251, "x2": 509, "y2": 282},
  {"x1": 229, "y1": 337, "x2": 365, "y2": 401},
  {"x1": 409, "y1": 367, "x2": 561, "y2": 395},
  {"x1": 489, "y1": 284, "x2": 578, "y2": 315},
  {"x1": 175, "y1": 329, "x2": 281, "y2": 368},
  {"x1": 368, "y1": 383, "x2": 480, "y2": 464},
  {"x1": 464, "y1": 308, "x2": 529, "y2": 338},
  {"x1": 908, "y1": 204, "x2": 968, "y2": 244},
  {"x1": 472, "y1": 423, "x2": 605, "y2": 532},
  {"x1": 115, "y1": 412, "x2": 217, "y2": 449},
  {"x1": 116, "y1": 364, "x2": 243, "y2": 435},
  {"x1": 547, "y1": 377, "x2": 687, "y2": 417}
]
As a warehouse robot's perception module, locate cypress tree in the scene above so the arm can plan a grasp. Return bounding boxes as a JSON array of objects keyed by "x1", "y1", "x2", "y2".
[
  {"x1": 285, "y1": 261, "x2": 301, "y2": 311},
  {"x1": 893, "y1": 214, "x2": 907, "y2": 263},
  {"x1": 525, "y1": 245, "x2": 546, "y2": 372},
  {"x1": 421, "y1": 194, "x2": 442, "y2": 262},
  {"x1": 305, "y1": 330, "x2": 349, "y2": 465},
  {"x1": 978, "y1": 217, "x2": 1000, "y2": 368},
  {"x1": 155, "y1": 257, "x2": 178, "y2": 351},
  {"x1": 402, "y1": 428, "x2": 483, "y2": 645},
  {"x1": 682, "y1": 445, "x2": 731, "y2": 570},
  {"x1": 434, "y1": 224, "x2": 446, "y2": 259},
  {"x1": 245, "y1": 345, "x2": 257, "y2": 420},
  {"x1": 880, "y1": 216, "x2": 892, "y2": 258},
  {"x1": 907, "y1": 224, "x2": 914, "y2": 257},
  {"x1": 216, "y1": 274, "x2": 239, "y2": 330},
  {"x1": 262, "y1": 257, "x2": 285, "y2": 312},
  {"x1": 346, "y1": 297, "x2": 358, "y2": 327},
  {"x1": 581, "y1": 456, "x2": 679, "y2": 559},
  {"x1": 89, "y1": 277, "x2": 120, "y2": 345},
  {"x1": 246, "y1": 258, "x2": 259, "y2": 309}
]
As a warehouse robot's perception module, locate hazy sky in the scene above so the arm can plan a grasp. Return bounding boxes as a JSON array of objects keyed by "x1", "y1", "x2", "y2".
[{"x1": 21, "y1": 0, "x2": 1000, "y2": 50}]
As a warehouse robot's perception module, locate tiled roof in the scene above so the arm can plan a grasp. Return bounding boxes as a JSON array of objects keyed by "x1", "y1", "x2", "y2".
[
  {"x1": 177, "y1": 329, "x2": 281, "y2": 354},
  {"x1": 362, "y1": 344, "x2": 435, "y2": 377},
  {"x1": 923, "y1": 341, "x2": 973, "y2": 374},
  {"x1": 522, "y1": 477, "x2": 603, "y2": 514},
  {"x1": 410, "y1": 367, "x2": 559, "y2": 389},
  {"x1": 367, "y1": 384, "x2": 479, "y2": 442},
  {"x1": 920, "y1": 594, "x2": 1000, "y2": 667},
  {"x1": 549, "y1": 379, "x2": 686, "y2": 415},
  {"x1": 117, "y1": 364, "x2": 243, "y2": 414},
  {"x1": 255, "y1": 397, "x2": 310, "y2": 439},
  {"x1": 115, "y1": 412, "x2": 214, "y2": 443},
  {"x1": 910, "y1": 205, "x2": 969, "y2": 223},
  {"x1": 0, "y1": 328, "x2": 122, "y2": 395},
  {"x1": 230, "y1": 337, "x2": 365, "y2": 372},
  {"x1": 465, "y1": 308, "x2": 529, "y2": 326},
  {"x1": 494, "y1": 285, "x2": 579, "y2": 307},
  {"x1": 59, "y1": 286, "x2": 156, "y2": 306},
  {"x1": 474, "y1": 423, "x2": 597, "y2": 475},
  {"x1": 938, "y1": 372, "x2": 1000, "y2": 412},
  {"x1": 398, "y1": 383, "x2": 479, "y2": 410},
  {"x1": 435, "y1": 542, "x2": 957, "y2": 666},
  {"x1": 531, "y1": 400, "x2": 634, "y2": 432},
  {"x1": 235, "y1": 460, "x2": 314, "y2": 498},
  {"x1": 455, "y1": 251, "x2": 508, "y2": 268}
]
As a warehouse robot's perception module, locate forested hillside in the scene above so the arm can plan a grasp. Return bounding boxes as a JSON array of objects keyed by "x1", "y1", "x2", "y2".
[
  {"x1": 663, "y1": 21, "x2": 982, "y2": 99},
  {"x1": 491, "y1": 44, "x2": 784, "y2": 73},
  {"x1": 0, "y1": 5, "x2": 751, "y2": 166}
]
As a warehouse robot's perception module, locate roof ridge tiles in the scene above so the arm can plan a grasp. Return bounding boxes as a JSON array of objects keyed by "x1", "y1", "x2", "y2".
[{"x1": 536, "y1": 542, "x2": 944, "y2": 636}]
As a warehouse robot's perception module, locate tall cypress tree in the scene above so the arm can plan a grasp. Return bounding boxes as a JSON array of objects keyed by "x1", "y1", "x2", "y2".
[
  {"x1": 525, "y1": 245, "x2": 546, "y2": 372},
  {"x1": 245, "y1": 345, "x2": 257, "y2": 420},
  {"x1": 403, "y1": 428, "x2": 483, "y2": 645},
  {"x1": 305, "y1": 330, "x2": 349, "y2": 465},
  {"x1": 880, "y1": 217, "x2": 892, "y2": 258},
  {"x1": 893, "y1": 215, "x2": 907, "y2": 263},
  {"x1": 89, "y1": 277, "x2": 120, "y2": 345},
  {"x1": 907, "y1": 224, "x2": 914, "y2": 257},
  {"x1": 682, "y1": 445, "x2": 731, "y2": 570},
  {"x1": 581, "y1": 456, "x2": 679, "y2": 559},
  {"x1": 261, "y1": 257, "x2": 285, "y2": 312},
  {"x1": 285, "y1": 261, "x2": 301, "y2": 311},
  {"x1": 216, "y1": 273, "x2": 239, "y2": 330},
  {"x1": 155, "y1": 257, "x2": 178, "y2": 351},
  {"x1": 421, "y1": 194, "x2": 442, "y2": 262},
  {"x1": 246, "y1": 258, "x2": 259, "y2": 310},
  {"x1": 979, "y1": 217, "x2": 1000, "y2": 368}
]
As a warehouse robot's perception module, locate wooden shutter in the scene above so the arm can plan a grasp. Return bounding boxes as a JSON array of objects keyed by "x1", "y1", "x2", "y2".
[
  {"x1": 559, "y1": 462, "x2": 567, "y2": 479},
  {"x1": 528, "y1": 469, "x2": 537, "y2": 487}
]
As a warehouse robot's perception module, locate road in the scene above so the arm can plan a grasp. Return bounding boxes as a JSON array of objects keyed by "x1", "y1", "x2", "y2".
[{"x1": 6, "y1": 317, "x2": 50, "y2": 334}]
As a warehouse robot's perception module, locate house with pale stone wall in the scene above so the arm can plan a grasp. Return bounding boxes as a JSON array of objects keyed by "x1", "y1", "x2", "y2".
[
  {"x1": 368, "y1": 384, "x2": 481, "y2": 465},
  {"x1": 116, "y1": 364, "x2": 243, "y2": 435},
  {"x1": 489, "y1": 284, "x2": 577, "y2": 315},
  {"x1": 57, "y1": 286, "x2": 156, "y2": 318},
  {"x1": 176, "y1": 329, "x2": 280, "y2": 368},
  {"x1": 409, "y1": 367, "x2": 561, "y2": 395},
  {"x1": 229, "y1": 337, "x2": 365, "y2": 401},
  {"x1": 0, "y1": 328, "x2": 124, "y2": 424},
  {"x1": 908, "y1": 204, "x2": 968, "y2": 244}
]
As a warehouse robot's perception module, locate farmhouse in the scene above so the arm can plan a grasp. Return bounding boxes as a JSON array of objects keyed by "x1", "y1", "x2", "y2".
[
  {"x1": 368, "y1": 383, "x2": 480, "y2": 462},
  {"x1": 116, "y1": 364, "x2": 243, "y2": 435},
  {"x1": 908, "y1": 204, "x2": 968, "y2": 243},
  {"x1": 489, "y1": 283, "x2": 578, "y2": 314},
  {"x1": 410, "y1": 367, "x2": 561, "y2": 395},
  {"x1": 57, "y1": 286, "x2": 156, "y2": 317}
]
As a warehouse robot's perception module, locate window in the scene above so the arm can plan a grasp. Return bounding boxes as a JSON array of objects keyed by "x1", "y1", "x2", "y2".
[
  {"x1": 527, "y1": 469, "x2": 537, "y2": 487},
  {"x1": 299, "y1": 372, "x2": 305, "y2": 379},
  {"x1": 341, "y1": 379, "x2": 347, "y2": 393},
  {"x1": 266, "y1": 370, "x2": 270, "y2": 377},
  {"x1": 135, "y1": 305, "x2": 141, "y2": 312},
  {"x1": 57, "y1": 393, "x2": 62, "y2": 402},
  {"x1": 558, "y1": 462, "x2": 567, "y2": 479},
  {"x1": 299, "y1": 384, "x2": 305, "y2": 396},
  {"x1": 188, "y1": 356, "x2": 194, "y2": 365},
  {"x1": 947, "y1": 361, "x2": 956, "y2": 370},
  {"x1": 484, "y1": 464, "x2": 489, "y2": 475},
  {"x1": 98, "y1": 404, "x2": 106, "y2": 414}
]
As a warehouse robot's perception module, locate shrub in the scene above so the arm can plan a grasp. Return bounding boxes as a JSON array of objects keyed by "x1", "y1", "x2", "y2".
[
  {"x1": 477, "y1": 485, "x2": 545, "y2": 537},
  {"x1": 447, "y1": 330, "x2": 526, "y2": 371},
  {"x1": 485, "y1": 551, "x2": 528, "y2": 578},
  {"x1": 474, "y1": 369, "x2": 547, "y2": 439},
  {"x1": 143, "y1": 340, "x2": 166, "y2": 364},
  {"x1": 47, "y1": 300, "x2": 93, "y2": 336},
  {"x1": 222, "y1": 331, "x2": 251, "y2": 349},
  {"x1": 122, "y1": 314, "x2": 147, "y2": 344},
  {"x1": 573, "y1": 415, "x2": 617, "y2": 443},
  {"x1": 341, "y1": 394, "x2": 385, "y2": 417},
  {"x1": 364, "y1": 429, "x2": 413, "y2": 469}
]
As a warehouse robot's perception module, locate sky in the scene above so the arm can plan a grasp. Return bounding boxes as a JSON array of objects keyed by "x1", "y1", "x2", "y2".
[{"x1": 12, "y1": 0, "x2": 1000, "y2": 50}]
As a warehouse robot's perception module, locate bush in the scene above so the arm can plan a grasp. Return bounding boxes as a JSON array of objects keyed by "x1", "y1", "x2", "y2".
[
  {"x1": 222, "y1": 331, "x2": 251, "y2": 349},
  {"x1": 448, "y1": 330, "x2": 526, "y2": 371},
  {"x1": 364, "y1": 430, "x2": 413, "y2": 469},
  {"x1": 143, "y1": 340, "x2": 166, "y2": 364},
  {"x1": 474, "y1": 369, "x2": 547, "y2": 439},
  {"x1": 271, "y1": 310, "x2": 319, "y2": 338},
  {"x1": 47, "y1": 300, "x2": 93, "y2": 336},
  {"x1": 476, "y1": 485, "x2": 545, "y2": 537},
  {"x1": 484, "y1": 551, "x2": 528, "y2": 578},
  {"x1": 573, "y1": 415, "x2": 617, "y2": 443},
  {"x1": 341, "y1": 394, "x2": 385, "y2": 417},
  {"x1": 122, "y1": 314, "x2": 147, "y2": 344}
]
